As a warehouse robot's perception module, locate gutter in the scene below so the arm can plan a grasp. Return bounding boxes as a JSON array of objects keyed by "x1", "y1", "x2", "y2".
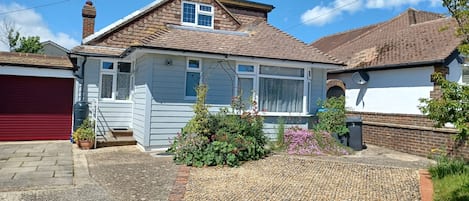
[{"x1": 328, "y1": 59, "x2": 446, "y2": 74}]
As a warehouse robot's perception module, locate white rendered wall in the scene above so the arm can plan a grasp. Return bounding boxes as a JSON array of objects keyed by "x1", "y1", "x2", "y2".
[{"x1": 333, "y1": 67, "x2": 434, "y2": 114}]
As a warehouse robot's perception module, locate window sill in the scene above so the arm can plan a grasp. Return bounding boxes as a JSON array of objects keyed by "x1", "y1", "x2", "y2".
[{"x1": 98, "y1": 99, "x2": 133, "y2": 104}]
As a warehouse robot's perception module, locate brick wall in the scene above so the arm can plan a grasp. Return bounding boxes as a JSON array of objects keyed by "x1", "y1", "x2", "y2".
[{"x1": 347, "y1": 111, "x2": 469, "y2": 160}]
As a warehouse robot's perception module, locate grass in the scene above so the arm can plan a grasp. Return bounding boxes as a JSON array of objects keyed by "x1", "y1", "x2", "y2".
[
  {"x1": 429, "y1": 155, "x2": 469, "y2": 201},
  {"x1": 433, "y1": 172, "x2": 469, "y2": 201}
]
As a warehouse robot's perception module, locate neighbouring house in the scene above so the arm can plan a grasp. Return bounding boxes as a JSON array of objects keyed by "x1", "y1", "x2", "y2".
[
  {"x1": 0, "y1": 52, "x2": 75, "y2": 141},
  {"x1": 70, "y1": 0, "x2": 343, "y2": 150},
  {"x1": 41, "y1": 40, "x2": 70, "y2": 57},
  {"x1": 312, "y1": 8, "x2": 469, "y2": 158}
]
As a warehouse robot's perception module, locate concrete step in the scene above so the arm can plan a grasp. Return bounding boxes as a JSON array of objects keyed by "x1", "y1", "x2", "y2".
[
  {"x1": 110, "y1": 128, "x2": 133, "y2": 137},
  {"x1": 96, "y1": 132, "x2": 137, "y2": 148}
]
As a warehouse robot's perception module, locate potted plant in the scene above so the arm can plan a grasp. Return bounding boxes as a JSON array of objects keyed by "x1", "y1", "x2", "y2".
[
  {"x1": 315, "y1": 96, "x2": 349, "y2": 146},
  {"x1": 73, "y1": 118, "x2": 95, "y2": 149}
]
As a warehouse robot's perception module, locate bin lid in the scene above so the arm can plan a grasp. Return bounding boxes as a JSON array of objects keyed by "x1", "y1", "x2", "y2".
[{"x1": 346, "y1": 116, "x2": 362, "y2": 123}]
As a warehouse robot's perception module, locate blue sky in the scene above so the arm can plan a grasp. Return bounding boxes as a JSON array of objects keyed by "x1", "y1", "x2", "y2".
[{"x1": 0, "y1": 0, "x2": 448, "y2": 51}]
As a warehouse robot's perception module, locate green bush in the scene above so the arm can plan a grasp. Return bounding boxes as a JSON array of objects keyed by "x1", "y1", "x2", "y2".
[
  {"x1": 429, "y1": 155, "x2": 468, "y2": 179},
  {"x1": 169, "y1": 85, "x2": 267, "y2": 167},
  {"x1": 315, "y1": 96, "x2": 349, "y2": 136}
]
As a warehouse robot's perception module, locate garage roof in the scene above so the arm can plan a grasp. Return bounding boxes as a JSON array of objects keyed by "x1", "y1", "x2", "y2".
[{"x1": 0, "y1": 52, "x2": 74, "y2": 70}]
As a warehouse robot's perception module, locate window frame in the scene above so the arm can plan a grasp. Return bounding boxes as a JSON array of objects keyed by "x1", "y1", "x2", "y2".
[
  {"x1": 235, "y1": 63, "x2": 309, "y2": 116},
  {"x1": 462, "y1": 63, "x2": 469, "y2": 85},
  {"x1": 181, "y1": 1, "x2": 214, "y2": 29},
  {"x1": 184, "y1": 58, "x2": 203, "y2": 100},
  {"x1": 99, "y1": 60, "x2": 133, "y2": 102}
]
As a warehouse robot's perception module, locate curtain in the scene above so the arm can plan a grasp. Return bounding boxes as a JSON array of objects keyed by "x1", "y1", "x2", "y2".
[{"x1": 259, "y1": 78, "x2": 303, "y2": 112}]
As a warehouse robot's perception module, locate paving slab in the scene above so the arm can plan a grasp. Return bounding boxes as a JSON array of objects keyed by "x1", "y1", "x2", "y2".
[{"x1": 0, "y1": 141, "x2": 73, "y2": 191}]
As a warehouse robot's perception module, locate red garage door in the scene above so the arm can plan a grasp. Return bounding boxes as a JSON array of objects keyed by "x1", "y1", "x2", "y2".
[{"x1": 0, "y1": 75, "x2": 74, "y2": 141}]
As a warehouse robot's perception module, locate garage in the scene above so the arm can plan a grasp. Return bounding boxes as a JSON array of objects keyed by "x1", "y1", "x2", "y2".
[{"x1": 0, "y1": 52, "x2": 75, "y2": 141}]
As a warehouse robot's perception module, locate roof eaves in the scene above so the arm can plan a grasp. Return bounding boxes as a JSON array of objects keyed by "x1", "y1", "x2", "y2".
[
  {"x1": 328, "y1": 59, "x2": 446, "y2": 74},
  {"x1": 218, "y1": 0, "x2": 274, "y2": 12},
  {"x1": 0, "y1": 62, "x2": 73, "y2": 70},
  {"x1": 127, "y1": 45, "x2": 343, "y2": 65}
]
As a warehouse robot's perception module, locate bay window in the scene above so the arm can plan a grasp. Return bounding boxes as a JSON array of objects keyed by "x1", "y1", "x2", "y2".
[
  {"x1": 236, "y1": 64, "x2": 308, "y2": 114},
  {"x1": 100, "y1": 61, "x2": 132, "y2": 100}
]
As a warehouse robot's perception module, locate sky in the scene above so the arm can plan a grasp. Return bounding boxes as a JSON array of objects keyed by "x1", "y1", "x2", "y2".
[{"x1": 0, "y1": 0, "x2": 448, "y2": 51}]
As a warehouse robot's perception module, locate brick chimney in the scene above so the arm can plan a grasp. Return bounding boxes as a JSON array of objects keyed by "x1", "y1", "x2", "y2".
[{"x1": 82, "y1": 0, "x2": 96, "y2": 39}]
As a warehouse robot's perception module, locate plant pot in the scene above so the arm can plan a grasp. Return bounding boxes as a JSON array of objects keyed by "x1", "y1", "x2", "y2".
[{"x1": 78, "y1": 140, "x2": 94, "y2": 150}]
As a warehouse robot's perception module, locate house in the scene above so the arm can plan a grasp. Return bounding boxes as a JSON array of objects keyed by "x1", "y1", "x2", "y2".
[
  {"x1": 41, "y1": 40, "x2": 70, "y2": 57},
  {"x1": 0, "y1": 52, "x2": 75, "y2": 141},
  {"x1": 70, "y1": 0, "x2": 343, "y2": 150},
  {"x1": 312, "y1": 9, "x2": 469, "y2": 158}
]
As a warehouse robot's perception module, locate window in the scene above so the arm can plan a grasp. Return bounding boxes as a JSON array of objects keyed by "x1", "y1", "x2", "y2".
[
  {"x1": 100, "y1": 61, "x2": 132, "y2": 100},
  {"x1": 463, "y1": 65, "x2": 469, "y2": 84},
  {"x1": 185, "y1": 58, "x2": 202, "y2": 98},
  {"x1": 236, "y1": 64, "x2": 307, "y2": 114},
  {"x1": 182, "y1": 2, "x2": 214, "y2": 28}
]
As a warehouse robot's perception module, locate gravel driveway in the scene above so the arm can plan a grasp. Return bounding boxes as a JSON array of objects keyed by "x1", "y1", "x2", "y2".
[
  {"x1": 86, "y1": 146, "x2": 178, "y2": 201},
  {"x1": 184, "y1": 145, "x2": 434, "y2": 201}
]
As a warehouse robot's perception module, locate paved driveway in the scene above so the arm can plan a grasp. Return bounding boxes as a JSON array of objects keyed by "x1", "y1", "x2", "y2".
[
  {"x1": 0, "y1": 141, "x2": 73, "y2": 191},
  {"x1": 0, "y1": 143, "x2": 435, "y2": 201}
]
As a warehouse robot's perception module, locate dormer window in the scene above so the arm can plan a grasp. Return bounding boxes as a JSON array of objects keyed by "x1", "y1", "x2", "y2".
[{"x1": 182, "y1": 1, "x2": 214, "y2": 28}]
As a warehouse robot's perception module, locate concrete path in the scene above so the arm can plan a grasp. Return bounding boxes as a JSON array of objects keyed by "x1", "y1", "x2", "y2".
[{"x1": 0, "y1": 141, "x2": 73, "y2": 191}]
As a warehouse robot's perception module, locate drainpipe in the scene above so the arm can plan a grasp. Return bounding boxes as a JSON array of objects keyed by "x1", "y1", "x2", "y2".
[{"x1": 80, "y1": 56, "x2": 88, "y2": 101}]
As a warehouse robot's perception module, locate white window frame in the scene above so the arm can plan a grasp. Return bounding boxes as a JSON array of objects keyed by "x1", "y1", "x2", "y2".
[
  {"x1": 235, "y1": 63, "x2": 309, "y2": 116},
  {"x1": 185, "y1": 58, "x2": 202, "y2": 100},
  {"x1": 462, "y1": 63, "x2": 469, "y2": 85},
  {"x1": 181, "y1": 1, "x2": 214, "y2": 29},
  {"x1": 99, "y1": 60, "x2": 133, "y2": 102},
  {"x1": 235, "y1": 63, "x2": 258, "y2": 109}
]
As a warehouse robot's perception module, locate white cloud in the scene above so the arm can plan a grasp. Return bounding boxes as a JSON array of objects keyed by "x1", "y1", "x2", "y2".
[
  {"x1": 301, "y1": 6, "x2": 340, "y2": 26},
  {"x1": 0, "y1": 3, "x2": 79, "y2": 51},
  {"x1": 301, "y1": 0, "x2": 443, "y2": 26}
]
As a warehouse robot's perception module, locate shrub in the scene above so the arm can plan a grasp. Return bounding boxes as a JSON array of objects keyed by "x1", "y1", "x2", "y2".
[
  {"x1": 276, "y1": 117, "x2": 285, "y2": 148},
  {"x1": 284, "y1": 127, "x2": 350, "y2": 156},
  {"x1": 315, "y1": 97, "x2": 349, "y2": 136},
  {"x1": 169, "y1": 85, "x2": 267, "y2": 167}
]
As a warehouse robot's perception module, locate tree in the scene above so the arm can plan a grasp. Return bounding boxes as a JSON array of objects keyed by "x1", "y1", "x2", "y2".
[
  {"x1": 443, "y1": 0, "x2": 469, "y2": 54},
  {"x1": 419, "y1": 73, "x2": 469, "y2": 140},
  {"x1": 15, "y1": 36, "x2": 43, "y2": 53},
  {"x1": 420, "y1": 1, "x2": 469, "y2": 141},
  {"x1": 0, "y1": 19, "x2": 43, "y2": 53}
]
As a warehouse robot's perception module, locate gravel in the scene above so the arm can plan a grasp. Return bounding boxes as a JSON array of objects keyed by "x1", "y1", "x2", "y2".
[
  {"x1": 86, "y1": 146, "x2": 178, "y2": 201},
  {"x1": 185, "y1": 153, "x2": 423, "y2": 201}
]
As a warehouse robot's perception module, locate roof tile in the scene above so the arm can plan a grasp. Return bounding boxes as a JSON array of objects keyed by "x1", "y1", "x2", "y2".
[{"x1": 0, "y1": 52, "x2": 74, "y2": 69}]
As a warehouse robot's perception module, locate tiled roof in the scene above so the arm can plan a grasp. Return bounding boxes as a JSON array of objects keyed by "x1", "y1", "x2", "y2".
[
  {"x1": 74, "y1": 0, "x2": 341, "y2": 65},
  {"x1": 72, "y1": 45, "x2": 126, "y2": 57},
  {"x1": 139, "y1": 22, "x2": 341, "y2": 64},
  {"x1": 311, "y1": 9, "x2": 461, "y2": 72},
  {"x1": 0, "y1": 52, "x2": 74, "y2": 69}
]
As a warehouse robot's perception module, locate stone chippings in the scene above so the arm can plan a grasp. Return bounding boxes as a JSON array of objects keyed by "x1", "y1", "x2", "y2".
[
  {"x1": 184, "y1": 155, "x2": 421, "y2": 201},
  {"x1": 86, "y1": 146, "x2": 178, "y2": 201}
]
